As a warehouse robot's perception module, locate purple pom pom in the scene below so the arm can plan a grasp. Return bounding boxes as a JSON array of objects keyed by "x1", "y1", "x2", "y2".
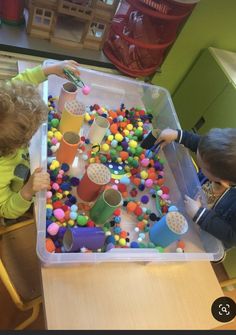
[
  {"x1": 70, "y1": 177, "x2": 80, "y2": 186},
  {"x1": 141, "y1": 195, "x2": 149, "y2": 204}
]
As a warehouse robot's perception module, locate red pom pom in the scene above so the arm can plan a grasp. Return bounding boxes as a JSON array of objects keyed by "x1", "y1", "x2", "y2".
[
  {"x1": 87, "y1": 220, "x2": 95, "y2": 227},
  {"x1": 53, "y1": 201, "x2": 63, "y2": 209},
  {"x1": 161, "y1": 186, "x2": 170, "y2": 194},
  {"x1": 162, "y1": 205, "x2": 168, "y2": 213},
  {"x1": 61, "y1": 205, "x2": 69, "y2": 212},
  {"x1": 114, "y1": 209, "x2": 121, "y2": 216},
  {"x1": 118, "y1": 184, "x2": 127, "y2": 193},
  {"x1": 134, "y1": 206, "x2": 143, "y2": 216}
]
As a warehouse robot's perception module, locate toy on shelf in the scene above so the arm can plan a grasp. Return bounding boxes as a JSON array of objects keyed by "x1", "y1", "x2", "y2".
[{"x1": 26, "y1": 0, "x2": 120, "y2": 51}]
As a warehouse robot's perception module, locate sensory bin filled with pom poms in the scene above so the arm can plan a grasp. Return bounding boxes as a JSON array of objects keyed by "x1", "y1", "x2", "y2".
[{"x1": 45, "y1": 96, "x2": 186, "y2": 255}]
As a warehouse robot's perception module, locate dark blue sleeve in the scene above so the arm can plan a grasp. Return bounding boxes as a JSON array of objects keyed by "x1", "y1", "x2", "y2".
[{"x1": 179, "y1": 130, "x2": 201, "y2": 153}]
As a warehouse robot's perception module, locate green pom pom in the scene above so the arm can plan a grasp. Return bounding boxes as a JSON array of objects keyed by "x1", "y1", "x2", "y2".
[
  {"x1": 156, "y1": 246, "x2": 164, "y2": 253},
  {"x1": 77, "y1": 215, "x2": 88, "y2": 226},
  {"x1": 51, "y1": 118, "x2": 60, "y2": 128}
]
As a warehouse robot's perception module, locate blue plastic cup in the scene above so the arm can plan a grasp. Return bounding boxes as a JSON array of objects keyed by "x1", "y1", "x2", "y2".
[{"x1": 149, "y1": 211, "x2": 188, "y2": 248}]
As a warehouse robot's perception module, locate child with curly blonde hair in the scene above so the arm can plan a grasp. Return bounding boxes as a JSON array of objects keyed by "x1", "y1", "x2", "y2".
[{"x1": 0, "y1": 60, "x2": 80, "y2": 220}]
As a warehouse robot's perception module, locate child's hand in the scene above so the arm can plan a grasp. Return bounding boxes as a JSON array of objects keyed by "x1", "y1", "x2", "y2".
[
  {"x1": 155, "y1": 128, "x2": 178, "y2": 148},
  {"x1": 20, "y1": 168, "x2": 50, "y2": 201},
  {"x1": 184, "y1": 195, "x2": 202, "y2": 219},
  {"x1": 42, "y1": 60, "x2": 80, "y2": 78}
]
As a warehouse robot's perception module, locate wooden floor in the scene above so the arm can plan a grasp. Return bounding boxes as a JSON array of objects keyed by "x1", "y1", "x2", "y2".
[{"x1": 0, "y1": 262, "x2": 235, "y2": 330}]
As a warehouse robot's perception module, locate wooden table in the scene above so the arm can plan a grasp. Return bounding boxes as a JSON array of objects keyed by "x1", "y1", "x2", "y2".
[
  {"x1": 18, "y1": 60, "x2": 223, "y2": 330},
  {"x1": 41, "y1": 262, "x2": 222, "y2": 330}
]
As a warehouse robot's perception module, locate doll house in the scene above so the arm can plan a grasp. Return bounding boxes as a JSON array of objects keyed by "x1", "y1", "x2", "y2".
[{"x1": 26, "y1": 0, "x2": 120, "y2": 50}]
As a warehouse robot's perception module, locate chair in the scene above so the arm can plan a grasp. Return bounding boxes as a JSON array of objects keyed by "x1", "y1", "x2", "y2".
[
  {"x1": 0, "y1": 218, "x2": 43, "y2": 330},
  {"x1": 220, "y1": 248, "x2": 236, "y2": 290}
]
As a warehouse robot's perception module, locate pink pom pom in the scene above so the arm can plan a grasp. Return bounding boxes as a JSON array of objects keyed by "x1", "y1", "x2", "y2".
[
  {"x1": 46, "y1": 191, "x2": 52, "y2": 199},
  {"x1": 47, "y1": 222, "x2": 60, "y2": 236},
  {"x1": 52, "y1": 183, "x2": 60, "y2": 191},
  {"x1": 141, "y1": 158, "x2": 149, "y2": 167},
  {"x1": 161, "y1": 193, "x2": 169, "y2": 200},
  {"x1": 82, "y1": 85, "x2": 91, "y2": 95},
  {"x1": 145, "y1": 179, "x2": 153, "y2": 188},
  {"x1": 54, "y1": 208, "x2": 65, "y2": 220},
  {"x1": 51, "y1": 137, "x2": 58, "y2": 145},
  {"x1": 112, "y1": 185, "x2": 118, "y2": 191}
]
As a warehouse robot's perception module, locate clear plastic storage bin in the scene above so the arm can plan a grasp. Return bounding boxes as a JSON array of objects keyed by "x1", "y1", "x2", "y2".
[{"x1": 31, "y1": 68, "x2": 224, "y2": 266}]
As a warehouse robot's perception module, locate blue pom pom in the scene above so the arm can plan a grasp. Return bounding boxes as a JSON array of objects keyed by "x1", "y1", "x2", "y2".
[
  {"x1": 46, "y1": 208, "x2": 53, "y2": 219},
  {"x1": 70, "y1": 177, "x2": 80, "y2": 186},
  {"x1": 61, "y1": 163, "x2": 70, "y2": 172},
  {"x1": 60, "y1": 182, "x2": 71, "y2": 191},
  {"x1": 88, "y1": 120, "x2": 93, "y2": 125},
  {"x1": 46, "y1": 219, "x2": 52, "y2": 227},
  {"x1": 106, "y1": 235, "x2": 115, "y2": 244},
  {"x1": 85, "y1": 139, "x2": 90, "y2": 144},
  {"x1": 114, "y1": 227, "x2": 122, "y2": 234},
  {"x1": 138, "y1": 184, "x2": 145, "y2": 191},
  {"x1": 69, "y1": 196, "x2": 77, "y2": 204},
  {"x1": 101, "y1": 113, "x2": 107, "y2": 118},
  {"x1": 114, "y1": 216, "x2": 121, "y2": 223},
  {"x1": 64, "y1": 200, "x2": 72, "y2": 207},
  {"x1": 130, "y1": 241, "x2": 140, "y2": 248}
]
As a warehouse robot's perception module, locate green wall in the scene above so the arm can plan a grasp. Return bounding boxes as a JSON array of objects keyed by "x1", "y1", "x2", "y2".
[{"x1": 152, "y1": 0, "x2": 236, "y2": 95}]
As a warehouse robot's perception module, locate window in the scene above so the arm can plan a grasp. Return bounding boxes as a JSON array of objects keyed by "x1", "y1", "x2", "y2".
[
  {"x1": 33, "y1": 8, "x2": 53, "y2": 28},
  {"x1": 89, "y1": 21, "x2": 106, "y2": 39}
]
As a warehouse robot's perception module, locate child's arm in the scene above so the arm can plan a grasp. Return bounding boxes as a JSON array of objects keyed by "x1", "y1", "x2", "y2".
[
  {"x1": 156, "y1": 129, "x2": 201, "y2": 153},
  {"x1": 185, "y1": 194, "x2": 236, "y2": 248},
  {"x1": 0, "y1": 168, "x2": 50, "y2": 220},
  {"x1": 12, "y1": 60, "x2": 80, "y2": 86},
  {"x1": 194, "y1": 207, "x2": 236, "y2": 248},
  {"x1": 0, "y1": 182, "x2": 33, "y2": 219}
]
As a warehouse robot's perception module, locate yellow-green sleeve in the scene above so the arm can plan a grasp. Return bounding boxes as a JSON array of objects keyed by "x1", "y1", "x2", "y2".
[
  {"x1": 0, "y1": 183, "x2": 33, "y2": 219},
  {"x1": 12, "y1": 65, "x2": 47, "y2": 85}
]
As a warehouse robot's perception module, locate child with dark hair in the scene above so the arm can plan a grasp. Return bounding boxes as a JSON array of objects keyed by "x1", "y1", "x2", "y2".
[{"x1": 155, "y1": 128, "x2": 236, "y2": 250}]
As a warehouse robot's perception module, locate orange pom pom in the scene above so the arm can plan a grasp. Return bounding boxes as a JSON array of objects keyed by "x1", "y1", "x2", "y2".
[
  {"x1": 177, "y1": 240, "x2": 185, "y2": 249},
  {"x1": 110, "y1": 123, "x2": 118, "y2": 134},
  {"x1": 46, "y1": 238, "x2": 56, "y2": 253},
  {"x1": 127, "y1": 201, "x2": 137, "y2": 212},
  {"x1": 120, "y1": 151, "x2": 129, "y2": 161}
]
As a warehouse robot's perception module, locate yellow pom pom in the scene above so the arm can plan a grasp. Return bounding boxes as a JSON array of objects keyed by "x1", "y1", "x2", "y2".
[
  {"x1": 117, "y1": 157, "x2": 122, "y2": 163},
  {"x1": 68, "y1": 220, "x2": 74, "y2": 226},
  {"x1": 101, "y1": 143, "x2": 110, "y2": 152},
  {"x1": 119, "y1": 238, "x2": 126, "y2": 246},
  {"x1": 140, "y1": 171, "x2": 148, "y2": 179},
  {"x1": 123, "y1": 129, "x2": 129, "y2": 136},
  {"x1": 64, "y1": 191, "x2": 69, "y2": 196},
  {"x1": 115, "y1": 133, "x2": 123, "y2": 142},
  {"x1": 46, "y1": 204, "x2": 53, "y2": 210},
  {"x1": 52, "y1": 160, "x2": 60, "y2": 168},
  {"x1": 54, "y1": 131, "x2": 63, "y2": 141},
  {"x1": 129, "y1": 140, "x2": 138, "y2": 148},
  {"x1": 138, "y1": 122, "x2": 143, "y2": 127},
  {"x1": 90, "y1": 158, "x2": 96, "y2": 163},
  {"x1": 84, "y1": 113, "x2": 91, "y2": 122},
  {"x1": 126, "y1": 124, "x2": 133, "y2": 131},
  {"x1": 124, "y1": 165, "x2": 130, "y2": 172},
  {"x1": 114, "y1": 234, "x2": 120, "y2": 241},
  {"x1": 48, "y1": 131, "x2": 54, "y2": 138},
  {"x1": 107, "y1": 135, "x2": 114, "y2": 142},
  {"x1": 56, "y1": 192, "x2": 63, "y2": 199}
]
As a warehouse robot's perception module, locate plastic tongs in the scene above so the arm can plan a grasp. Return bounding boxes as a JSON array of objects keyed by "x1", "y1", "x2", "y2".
[
  {"x1": 63, "y1": 68, "x2": 85, "y2": 88},
  {"x1": 145, "y1": 140, "x2": 164, "y2": 159}
]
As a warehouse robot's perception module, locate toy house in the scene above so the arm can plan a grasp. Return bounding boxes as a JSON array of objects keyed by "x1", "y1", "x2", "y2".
[{"x1": 26, "y1": 0, "x2": 120, "y2": 50}]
